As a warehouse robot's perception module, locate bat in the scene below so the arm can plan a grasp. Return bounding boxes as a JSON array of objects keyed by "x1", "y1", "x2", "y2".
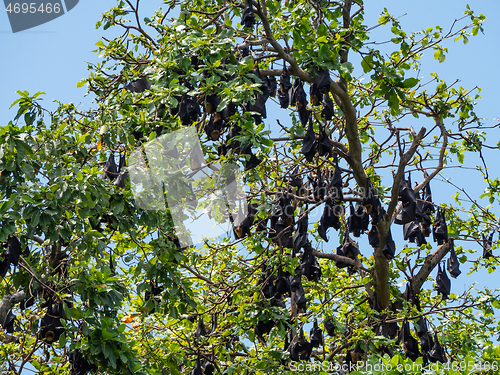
[
  {"x1": 278, "y1": 66, "x2": 292, "y2": 108},
  {"x1": 347, "y1": 202, "x2": 369, "y2": 237},
  {"x1": 310, "y1": 320, "x2": 324, "y2": 348},
  {"x1": 446, "y1": 240, "x2": 461, "y2": 278},
  {"x1": 267, "y1": 76, "x2": 277, "y2": 97},
  {"x1": 6, "y1": 236, "x2": 22, "y2": 267},
  {"x1": 483, "y1": 231, "x2": 494, "y2": 259},
  {"x1": 317, "y1": 199, "x2": 342, "y2": 242},
  {"x1": 294, "y1": 276, "x2": 308, "y2": 313},
  {"x1": 398, "y1": 320, "x2": 420, "y2": 361},
  {"x1": 289, "y1": 329, "x2": 312, "y2": 361},
  {"x1": 39, "y1": 302, "x2": 65, "y2": 343},
  {"x1": 309, "y1": 83, "x2": 321, "y2": 106},
  {"x1": 432, "y1": 208, "x2": 448, "y2": 245},
  {"x1": 317, "y1": 69, "x2": 332, "y2": 93},
  {"x1": 69, "y1": 350, "x2": 96, "y2": 375},
  {"x1": 299, "y1": 242, "x2": 322, "y2": 282},
  {"x1": 124, "y1": 76, "x2": 151, "y2": 93},
  {"x1": 144, "y1": 281, "x2": 163, "y2": 314},
  {"x1": 289, "y1": 166, "x2": 303, "y2": 191},
  {"x1": 329, "y1": 157, "x2": 343, "y2": 201},
  {"x1": 336, "y1": 233, "x2": 360, "y2": 272},
  {"x1": 309, "y1": 168, "x2": 326, "y2": 202},
  {"x1": 203, "y1": 361, "x2": 215, "y2": 375},
  {"x1": 403, "y1": 219, "x2": 427, "y2": 247},
  {"x1": 1, "y1": 309, "x2": 15, "y2": 333},
  {"x1": 205, "y1": 115, "x2": 222, "y2": 141},
  {"x1": 101, "y1": 153, "x2": 118, "y2": 181},
  {"x1": 241, "y1": 143, "x2": 262, "y2": 170},
  {"x1": 205, "y1": 94, "x2": 221, "y2": 114},
  {"x1": 435, "y1": 263, "x2": 451, "y2": 299},
  {"x1": 292, "y1": 208, "x2": 309, "y2": 253},
  {"x1": 188, "y1": 357, "x2": 203, "y2": 375},
  {"x1": 194, "y1": 316, "x2": 208, "y2": 337},
  {"x1": 290, "y1": 78, "x2": 309, "y2": 125},
  {"x1": 428, "y1": 333, "x2": 447, "y2": 363},
  {"x1": 323, "y1": 319, "x2": 336, "y2": 337},
  {"x1": 415, "y1": 317, "x2": 428, "y2": 337},
  {"x1": 394, "y1": 174, "x2": 416, "y2": 225},
  {"x1": 179, "y1": 95, "x2": 201, "y2": 125},
  {"x1": 361, "y1": 180, "x2": 384, "y2": 224},
  {"x1": 367, "y1": 225, "x2": 396, "y2": 259},
  {"x1": 322, "y1": 92, "x2": 335, "y2": 121},
  {"x1": 301, "y1": 118, "x2": 316, "y2": 162},
  {"x1": 317, "y1": 126, "x2": 332, "y2": 156},
  {"x1": 274, "y1": 267, "x2": 292, "y2": 299},
  {"x1": 241, "y1": 0, "x2": 255, "y2": 29},
  {"x1": 255, "y1": 319, "x2": 276, "y2": 342}
]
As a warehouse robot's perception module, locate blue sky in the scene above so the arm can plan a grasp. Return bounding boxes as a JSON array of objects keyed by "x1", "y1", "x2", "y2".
[{"x1": 1, "y1": 0, "x2": 499, "y2": 342}]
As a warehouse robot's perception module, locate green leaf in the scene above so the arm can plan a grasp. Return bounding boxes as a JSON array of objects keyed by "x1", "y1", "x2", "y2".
[{"x1": 402, "y1": 77, "x2": 418, "y2": 88}]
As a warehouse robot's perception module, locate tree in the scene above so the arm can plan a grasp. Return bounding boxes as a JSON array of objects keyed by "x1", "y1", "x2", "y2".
[{"x1": 0, "y1": 0, "x2": 499, "y2": 374}]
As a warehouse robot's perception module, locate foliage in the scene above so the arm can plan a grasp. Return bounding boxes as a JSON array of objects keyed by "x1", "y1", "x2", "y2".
[{"x1": 1, "y1": 1, "x2": 499, "y2": 374}]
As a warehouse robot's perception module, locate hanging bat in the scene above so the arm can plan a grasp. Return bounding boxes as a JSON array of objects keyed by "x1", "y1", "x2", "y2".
[
  {"x1": 310, "y1": 320, "x2": 324, "y2": 348},
  {"x1": 435, "y1": 263, "x2": 451, "y2": 299},
  {"x1": 432, "y1": 208, "x2": 448, "y2": 245},
  {"x1": 289, "y1": 329, "x2": 312, "y2": 361},
  {"x1": 241, "y1": 0, "x2": 255, "y2": 28},
  {"x1": 446, "y1": 240, "x2": 461, "y2": 278},
  {"x1": 428, "y1": 333, "x2": 447, "y2": 363},
  {"x1": 124, "y1": 76, "x2": 151, "y2": 93},
  {"x1": 398, "y1": 320, "x2": 420, "y2": 361}
]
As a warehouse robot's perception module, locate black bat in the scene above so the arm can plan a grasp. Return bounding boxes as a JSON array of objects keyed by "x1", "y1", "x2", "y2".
[
  {"x1": 483, "y1": 231, "x2": 494, "y2": 259},
  {"x1": 428, "y1": 333, "x2": 447, "y2": 363},
  {"x1": 241, "y1": 143, "x2": 262, "y2": 170},
  {"x1": 241, "y1": 0, "x2": 255, "y2": 28},
  {"x1": 367, "y1": 225, "x2": 396, "y2": 259},
  {"x1": 394, "y1": 174, "x2": 416, "y2": 225},
  {"x1": 278, "y1": 66, "x2": 292, "y2": 108},
  {"x1": 205, "y1": 94, "x2": 221, "y2": 115},
  {"x1": 69, "y1": 350, "x2": 96, "y2": 375},
  {"x1": 292, "y1": 208, "x2": 309, "y2": 253},
  {"x1": 301, "y1": 117, "x2": 316, "y2": 162},
  {"x1": 194, "y1": 316, "x2": 208, "y2": 337},
  {"x1": 435, "y1": 263, "x2": 451, "y2": 299},
  {"x1": 101, "y1": 153, "x2": 118, "y2": 181},
  {"x1": 415, "y1": 317, "x2": 428, "y2": 337},
  {"x1": 317, "y1": 69, "x2": 332, "y2": 93},
  {"x1": 403, "y1": 219, "x2": 427, "y2": 247},
  {"x1": 6, "y1": 236, "x2": 22, "y2": 267},
  {"x1": 203, "y1": 360, "x2": 215, "y2": 375},
  {"x1": 188, "y1": 357, "x2": 203, "y2": 375},
  {"x1": 323, "y1": 319, "x2": 336, "y2": 337},
  {"x1": 347, "y1": 202, "x2": 368, "y2": 237},
  {"x1": 329, "y1": 157, "x2": 343, "y2": 201},
  {"x1": 178, "y1": 95, "x2": 201, "y2": 125},
  {"x1": 39, "y1": 302, "x2": 65, "y2": 343},
  {"x1": 299, "y1": 242, "x2": 322, "y2": 282},
  {"x1": 446, "y1": 240, "x2": 461, "y2": 278},
  {"x1": 289, "y1": 329, "x2": 312, "y2": 361},
  {"x1": 317, "y1": 126, "x2": 332, "y2": 156},
  {"x1": 144, "y1": 280, "x2": 163, "y2": 314},
  {"x1": 1, "y1": 309, "x2": 15, "y2": 334},
  {"x1": 255, "y1": 319, "x2": 276, "y2": 342},
  {"x1": 310, "y1": 320, "x2": 324, "y2": 348},
  {"x1": 124, "y1": 76, "x2": 151, "y2": 93},
  {"x1": 274, "y1": 267, "x2": 292, "y2": 299},
  {"x1": 321, "y1": 92, "x2": 335, "y2": 120},
  {"x1": 398, "y1": 320, "x2": 420, "y2": 361},
  {"x1": 267, "y1": 76, "x2": 277, "y2": 97},
  {"x1": 293, "y1": 275, "x2": 307, "y2": 313},
  {"x1": 289, "y1": 166, "x2": 303, "y2": 191},
  {"x1": 432, "y1": 208, "x2": 448, "y2": 245},
  {"x1": 317, "y1": 199, "x2": 342, "y2": 242},
  {"x1": 309, "y1": 83, "x2": 321, "y2": 106},
  {"x1": 361, "y1": 180, "x2": 384, "y2": 224}
]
